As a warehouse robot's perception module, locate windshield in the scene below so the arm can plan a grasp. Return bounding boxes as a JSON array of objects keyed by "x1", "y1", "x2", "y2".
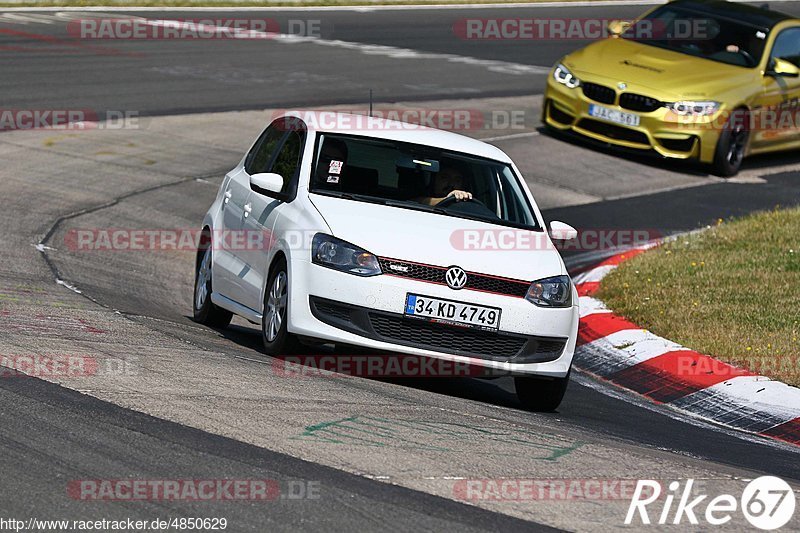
[
  {"x1": 309, "y1": 133, "x2": 542, "y2": 230},
  {"x1": 625, "y1": 5, "x2": 769, "y2": 68}
]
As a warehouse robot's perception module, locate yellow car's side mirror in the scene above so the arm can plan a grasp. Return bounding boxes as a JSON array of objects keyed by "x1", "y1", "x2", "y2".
[
  {"x1": 768, "y1": 57, "x2": 800, "y2": 78},
  {"x1": 607, "y1": 20, "x2": 631, "y2": 38}
]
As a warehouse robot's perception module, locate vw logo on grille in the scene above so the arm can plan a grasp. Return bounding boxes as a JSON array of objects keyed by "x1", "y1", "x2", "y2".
[{"x1": 445, "y1": 266, "x2": 468, "y2": 290}]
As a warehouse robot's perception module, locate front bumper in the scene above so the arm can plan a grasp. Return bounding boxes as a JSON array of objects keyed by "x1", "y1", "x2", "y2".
[
  {"x1": 287, "y1": 259, "x2": 578, "y2": 377},
  {"x1": 543, "y1": 75, "x2": 723, "y2": 164}
]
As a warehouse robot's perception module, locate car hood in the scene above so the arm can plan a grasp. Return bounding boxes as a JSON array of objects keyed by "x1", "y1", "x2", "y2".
[
  {"x1": 309, "y1": 194, "x2": 566, "y2": 282},
  {"x1": 564, "y1": 38, "x2": 757, "y2": 100}
]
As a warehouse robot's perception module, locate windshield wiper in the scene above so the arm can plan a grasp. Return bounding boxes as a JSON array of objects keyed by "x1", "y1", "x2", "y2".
[{"x1": 312, "y1": 190, "x2": 387, "y2": 205}]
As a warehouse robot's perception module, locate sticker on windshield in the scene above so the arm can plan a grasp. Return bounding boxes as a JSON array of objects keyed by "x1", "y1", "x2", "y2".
[
  {"x1": 326, "y1": 175, "x2": 340, "y2": 183},
  {"x1": 328, "y1": 160, "x2": 344, "y2": 175}
]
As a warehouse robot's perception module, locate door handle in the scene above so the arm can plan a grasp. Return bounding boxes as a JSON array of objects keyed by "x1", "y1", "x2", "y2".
[
  {"x1": 243, "y1": 202, "x2": 252, "y2": 217},
  {"x1": 223, "y1": 189, "x2": 232, "y2": 204}
]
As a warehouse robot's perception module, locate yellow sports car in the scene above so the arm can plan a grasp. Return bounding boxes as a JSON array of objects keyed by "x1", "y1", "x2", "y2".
[{"x1": 543, "y1": 0, "x2": 800, "y2": 176}]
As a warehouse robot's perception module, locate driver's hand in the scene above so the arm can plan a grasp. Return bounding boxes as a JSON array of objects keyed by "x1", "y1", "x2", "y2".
[{"x1": 448, "y1": 190, "x2": 473, "y2": 201}]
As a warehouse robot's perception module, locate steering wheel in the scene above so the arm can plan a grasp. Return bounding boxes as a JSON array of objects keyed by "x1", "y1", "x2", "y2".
[
  {"x1": 734, "y1": 48, "x2": 755, "y2": 66},
  {"x1": 436, "y1": 195, "x2": 487, "y2": 209}
]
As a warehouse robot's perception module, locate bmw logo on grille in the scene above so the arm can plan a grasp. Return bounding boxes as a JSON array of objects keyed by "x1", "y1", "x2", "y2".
[
  {"x1": 617, "y1": 82, "x2": 627, "y2": 90},
  {"x1": 445, "y1": 266, "x2": 468, "y2": 290}
]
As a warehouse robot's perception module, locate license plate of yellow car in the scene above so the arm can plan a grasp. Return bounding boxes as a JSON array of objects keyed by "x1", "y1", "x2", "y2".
[{"x1": 588, "y1": 104, "x2": 640, "y2": 127}]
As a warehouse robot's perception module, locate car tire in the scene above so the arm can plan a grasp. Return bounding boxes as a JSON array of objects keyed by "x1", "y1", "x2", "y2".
[
  {"x1": 711, "y1": 108, "x2": 749, "y2": 177},
  {"x1": 261, "y1": 258, "x2": 301, "y2": 355},
  {"x1": 193, "y1": 244, "x2": 233, "y2": 329},
  {"x1": 514, "y1": 369, "x2": 571, "y2": 412}
]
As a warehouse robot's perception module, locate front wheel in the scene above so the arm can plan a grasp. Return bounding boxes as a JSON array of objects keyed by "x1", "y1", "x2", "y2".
[
  {"x1": 514, "y1": 369, "x2": 570, "y2": 412},
  {"x1": 193, "y1": 245, "x2": 233, "y2": 328},
  {"x1": 261, "y1": 260, "x2": 301, "y2": 355},
  {"x1": 710, "y1": 108, "x2": 749, "y2": 177}
]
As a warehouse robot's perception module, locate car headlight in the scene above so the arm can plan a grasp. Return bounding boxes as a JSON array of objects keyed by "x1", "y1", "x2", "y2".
[
  {"x1": 525, "y1": 275, "x2": 572, "y2": 308},
  {"x1": 553, "y1": 63, "x2": 580, "y2": 89},
  {"x1": 665, "y1": 101, "x2": 720, "y2": 116},
  {"x1": 311, "y1": 233, "x2": 381, "y2": 276}
]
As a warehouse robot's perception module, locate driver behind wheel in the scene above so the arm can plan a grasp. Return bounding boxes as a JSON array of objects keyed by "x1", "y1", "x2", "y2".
[{"x1": 415, "y1": 162, "x2": 473, "y2": 206}]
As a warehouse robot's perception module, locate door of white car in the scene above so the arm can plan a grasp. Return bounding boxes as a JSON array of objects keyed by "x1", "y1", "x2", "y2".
[
  {"x1": 212, "y1": 167, "x2": 252, "y2": 305},
  {"x1": 238, "y1": 122, "x2": 307, "y2": 312},
  {"x1": 214, "y1": 122, "x2": 285, "y2": 308}
]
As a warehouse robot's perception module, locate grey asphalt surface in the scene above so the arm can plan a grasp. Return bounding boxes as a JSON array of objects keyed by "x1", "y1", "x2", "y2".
[
  {"x1": 2, "y1": 3, "x2": 800, "y2": 531},
  {"x1": 0, "y1": 372, "x2": 549, "y2": 532},
  {"x1": 1, "y1": 2, "x2": 797, "y2": 116}
]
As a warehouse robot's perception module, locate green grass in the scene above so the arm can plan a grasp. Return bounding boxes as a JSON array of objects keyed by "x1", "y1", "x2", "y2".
[
  {"x1": 597, "y1": 207, "x2": 800, "y2": 386},
  {"x1": 0, "y1": 0, "x2": 604, "y2": 6}
]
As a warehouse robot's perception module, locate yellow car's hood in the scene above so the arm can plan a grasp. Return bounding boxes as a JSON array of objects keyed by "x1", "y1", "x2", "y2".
[{"x1": 564, "y1": 38, "x2": 757, "y2": 100}]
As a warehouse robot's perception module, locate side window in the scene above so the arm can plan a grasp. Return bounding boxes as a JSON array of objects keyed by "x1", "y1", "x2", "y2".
[
  {"x1": 245, "y1": 126, "x2": 283, "y2": 175},
  {"x1": 771, "y1": 27, "x2": 800, "y2": 68},
  {"x1": 270, "y1": 130, "x2": 304, "y2": 193}
]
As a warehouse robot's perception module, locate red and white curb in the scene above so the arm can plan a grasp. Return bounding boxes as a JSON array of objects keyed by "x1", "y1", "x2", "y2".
[{"x1": 572, "y1": 247, "x2": 800, "y2": 447}]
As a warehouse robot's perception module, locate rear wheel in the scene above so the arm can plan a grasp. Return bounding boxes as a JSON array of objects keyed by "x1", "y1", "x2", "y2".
[
  {"x1": 261, "y1": 259, "x2": 301, "y2": 355},
  {"x1": 193, "y1": 245, "x2": 233, "y2": 328},
  {"x1": 711, "y1": 108, "x2": 749, "y2": 177},
  {"x1": 515, "y1": 369, "x2": 570, "y2": 412}
]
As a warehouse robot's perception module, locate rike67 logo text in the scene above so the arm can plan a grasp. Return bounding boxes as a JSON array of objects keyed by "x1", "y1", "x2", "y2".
[{"x1": 626, "y1": 477, "x2": 796, "y2": 530}]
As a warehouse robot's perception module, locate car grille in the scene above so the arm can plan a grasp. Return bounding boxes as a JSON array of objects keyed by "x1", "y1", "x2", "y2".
[
  {"x1": 576, "y1": 119, "x2": 650, "y2": 146},
  {"x1": 309, "y1": 297, "x2": 568, "y2": 363},
  {"x1": 581, "y1": 82, "x2": 616, "y2": 105},
  {"x1": 619, "y1": 93, "x2": 662, "y2": 112},
  {"x1": 369, "y1": 313, "x2": 527, "y2": 358},
  {"x1": 378, "y1": 257, "x2": 530, "y2": 298}
]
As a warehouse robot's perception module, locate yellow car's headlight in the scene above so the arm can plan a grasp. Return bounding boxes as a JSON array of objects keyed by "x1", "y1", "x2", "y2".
[
  {"x1": 665, "y1": 101, "x2": 720, "y2": 116},
  {"x1": 553, "y1": 63, "x2": 580, "y2": 89}
]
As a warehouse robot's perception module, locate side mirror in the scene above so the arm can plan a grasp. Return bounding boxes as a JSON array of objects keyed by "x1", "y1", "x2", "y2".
[
  {"x1": 768, "y1": 57, "x2": 800, "y2": 78},
  {"x1": 549, "y1": 221, "x2": 578, "y2": 241},
  {"x1": 607, "y1": 20, "x2": 631, "y2": 38},
  {"x1": 250, "y1": 172, "x2": 284, "y2": 194}
]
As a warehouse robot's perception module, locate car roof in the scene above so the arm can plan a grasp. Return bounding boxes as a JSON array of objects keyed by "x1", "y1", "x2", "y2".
[
  {"x1": 667, "y1": 0, "x2": 795, "y2": 30},
  {"x1": 280, "y1": 110, "x2": 513, "y2": 164}
]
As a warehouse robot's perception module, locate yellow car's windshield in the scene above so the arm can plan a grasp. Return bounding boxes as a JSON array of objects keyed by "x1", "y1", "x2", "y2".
[{"x1": 624, "y1": 4, "x2": 770, "y2": 68}]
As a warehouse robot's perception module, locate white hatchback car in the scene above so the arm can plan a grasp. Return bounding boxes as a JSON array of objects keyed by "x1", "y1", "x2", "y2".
[{"x1": 195, "y1": 112, "x2": 580, "y2": 410}]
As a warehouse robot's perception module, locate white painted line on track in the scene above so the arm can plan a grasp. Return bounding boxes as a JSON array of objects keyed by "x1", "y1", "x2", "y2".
[{"x1": 129, "y1": 17, "x2": 552, "y2": 75}]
